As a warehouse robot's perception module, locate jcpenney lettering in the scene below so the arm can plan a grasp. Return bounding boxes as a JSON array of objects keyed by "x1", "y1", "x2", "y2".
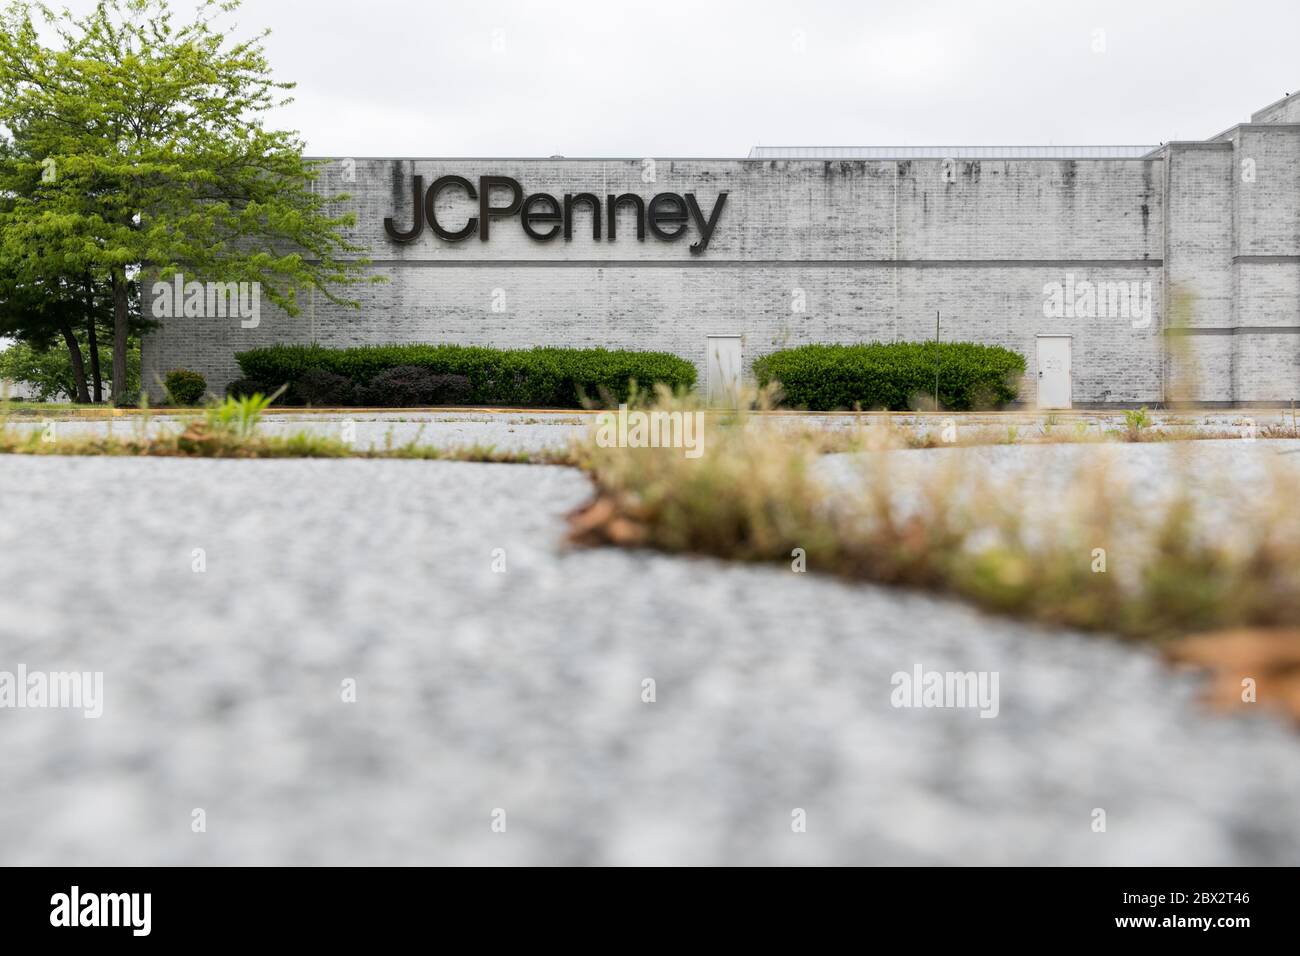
[{"x1": 384, "y1": 175, "x2": 728, "y2": 254}]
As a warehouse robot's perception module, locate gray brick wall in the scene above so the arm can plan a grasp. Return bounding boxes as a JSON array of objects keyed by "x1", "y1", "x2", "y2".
[
  {"x1": 1230, "y1": 123, "x2": 1300, "y2": 403},
  {"x1": 1251, "y1": 93, "x2": 1300, "y2": 125},
  {"x1": 142, "y1": 106, "x2": 1299, "y2": 407}
]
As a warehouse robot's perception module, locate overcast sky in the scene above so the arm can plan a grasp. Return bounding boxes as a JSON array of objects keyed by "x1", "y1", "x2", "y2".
[{"x1": 52, "y1": 0, "x2": 1300, "y2": 155}]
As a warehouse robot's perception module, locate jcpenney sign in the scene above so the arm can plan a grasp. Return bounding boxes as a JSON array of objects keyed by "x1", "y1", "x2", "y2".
[{"x1": 384, "y1": 175, "x2": 728, "y2": 254}]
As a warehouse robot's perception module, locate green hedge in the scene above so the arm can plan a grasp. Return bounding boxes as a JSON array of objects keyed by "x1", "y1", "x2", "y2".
[
  {"x1": 752, "y1": 342, "x2": 1026, "y2": 411},
  {"x1": 233, "y1": 344, "x2": 697, "y2": 407},
  {"x1": 164, "y1": 368, "x2": 207, "y2": 406}
]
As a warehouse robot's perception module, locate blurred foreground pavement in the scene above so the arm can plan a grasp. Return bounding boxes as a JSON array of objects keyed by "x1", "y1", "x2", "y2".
[{"x1": 1, "y1": 453, "x2": 1297, "y2": 865}]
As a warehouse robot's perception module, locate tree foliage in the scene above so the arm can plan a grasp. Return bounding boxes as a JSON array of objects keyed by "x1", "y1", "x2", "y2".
[
  {"x1": 0, "y1": 334, "x2": 140, "y2": 401},
  {"x1": 0, "y1": 0, "x2": 374, "y2": 401}
]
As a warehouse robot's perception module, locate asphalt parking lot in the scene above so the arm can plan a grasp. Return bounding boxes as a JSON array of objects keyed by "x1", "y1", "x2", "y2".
[{"x1": 2, "y1": 448, "x2": 1297, "y2": 865}]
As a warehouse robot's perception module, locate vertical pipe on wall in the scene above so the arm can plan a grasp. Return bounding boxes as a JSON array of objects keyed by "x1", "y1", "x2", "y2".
[
  {"x1": 1164, "y1": 147, "x2": 1175, "y2": 405},
  {"x1": 310, "y1": 174, "x2": 317, "y2": 342},
  {"x1": 893, "y1": 162, "x2": 900, "y2": 343}
]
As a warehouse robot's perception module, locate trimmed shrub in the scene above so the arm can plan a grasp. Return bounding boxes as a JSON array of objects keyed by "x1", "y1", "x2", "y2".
[
  {"x1": 225, "y1": 377, "x2": 271, "y2": 400},
  {"x1": 164, "y1": 368, "x2": 207, "y2": 406},
  {"x1": 292, "y1": 369, "x2": 354, "y2": 407},
  {"x1": 234, "y1": 344, "x2": 697, "y2": 408},
  {"x1": 430, "y1": 373, "x2": 474, "y2": 406},
  {"x1": 752, "y1": 342, "x2": 1026, "y2": 411},
  {"x1": 360, "y1": 366, "x2": 442, "y2": 406}
]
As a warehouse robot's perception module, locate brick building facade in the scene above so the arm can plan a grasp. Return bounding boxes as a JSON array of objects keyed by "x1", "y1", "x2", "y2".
[{"x1": 143, "y1": 91, "x2": 1300, "y2": 407}]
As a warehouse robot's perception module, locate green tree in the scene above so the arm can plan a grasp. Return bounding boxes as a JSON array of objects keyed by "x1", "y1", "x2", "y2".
[
  {"x1": 0, "y1": 271, "x2": 90, "y2": 401},
  {"x1": 0, "y1": 340, "x2": 72, "y2": 401},
  {"x1": 0, "y1": 333, "x2": 140, "y2": 402},
  {"x1": 0, "y1": 254, "x2": 139, "y2": 401},
  {"x1": 0, "y1": 0, "x2": 373, "y2": 403}
]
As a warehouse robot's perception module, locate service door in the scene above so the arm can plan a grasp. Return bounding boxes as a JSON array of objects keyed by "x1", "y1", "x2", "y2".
[
  {"x1": 1036, "y1": 335, "x2": 1072, "y2": 409},
  {"x1": 706, "y1": 335, "x2": 742, "y2": 407}
]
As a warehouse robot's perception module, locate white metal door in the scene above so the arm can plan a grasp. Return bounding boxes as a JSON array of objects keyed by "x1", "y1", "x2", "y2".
[
  {"x1": 1036, "y1": 335, "x2": 1072, "y2": 409},
  {"x1": 706, "y1": 335, "x2": 742, "y2": 407}
]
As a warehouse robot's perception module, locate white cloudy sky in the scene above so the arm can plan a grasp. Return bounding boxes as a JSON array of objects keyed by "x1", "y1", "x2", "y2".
[{"x1": 46, "y1": 0, "x2": 1300, "y2": 155}]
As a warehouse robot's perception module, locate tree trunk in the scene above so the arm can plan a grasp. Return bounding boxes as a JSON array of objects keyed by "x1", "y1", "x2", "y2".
[
  {"x1": 59, "y1": 322, "x2": 92, "y2": 404},
  {"x1": 85, "y1": 276, "x2": 102, "y2": 403},
  {"x1": 111, "y1": 268, "x2": 129, "y2": 404}
]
